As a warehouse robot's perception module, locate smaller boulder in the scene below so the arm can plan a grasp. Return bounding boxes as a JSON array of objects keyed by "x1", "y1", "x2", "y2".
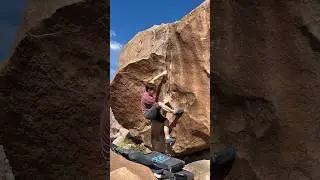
[
  {"x1": 184, "y1": 160, "x2": 210, "y2": 180},
  {"x1": 110, "y1": 167, "x2": 142, "y2": 180},
  {"x1": 110, "y1": 151, "x2": 157, "y2": 180}
]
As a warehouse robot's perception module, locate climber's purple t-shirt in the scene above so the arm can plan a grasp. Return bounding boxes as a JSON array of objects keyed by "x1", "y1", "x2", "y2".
[{"x1": 141, "y1": 91, "x2": 156, "y2": 113}]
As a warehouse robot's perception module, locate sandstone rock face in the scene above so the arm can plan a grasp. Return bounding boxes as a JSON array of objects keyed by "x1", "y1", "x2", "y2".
[
  {"x1": 110, "y1": 108, "x2": 129, "y2": 142},
  {"x1": 110, "y1": 167, "x2": 142, "y2": 180},
  {"x1": 213, "y1": 0, "x2": 320, "y2": 179},
  {"x1": 111, "y1": 0, "x2": 210, "y2": 155},
  {"x1": 0, "y1": 1, "x2": 107, "y2": 179},
  {"x1": 128, "y1": 125, "x2": 152, "y2": 149},
  {"x1": 110, "y1": 151, "x2": 157, "y2": 180},
  {"x1": 184, "y1": 160, "x2": 210, "y2": 180}
]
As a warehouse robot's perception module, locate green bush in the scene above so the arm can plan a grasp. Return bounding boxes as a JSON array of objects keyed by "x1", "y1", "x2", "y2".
[
  {"x1": 131, "y1": 144, "x2": 147, "y2": 152},
  {"x1": 117, "y1": 138, "x2": 147, "y2": 153}
]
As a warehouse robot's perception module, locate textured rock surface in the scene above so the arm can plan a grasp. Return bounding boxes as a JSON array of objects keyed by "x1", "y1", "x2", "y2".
[
  {"x1": 111, "y1": 0, "x2": 210, "y2": 155},
  {"x1": 213, "y1": 0, "x2": 320, "y2": 179},
  {"x1": 110, "y1": 167, "x2": 142, "y2": 180},
  {"x1": 128, "y1": 125, "x2": 153, "y2": 150},
  {"x1": 110, "y1": 151, "x2": 157, "y2": 180},
  {"x1": 0, "y1": 0, "x2": 107, "y2": 179},
  {"x1": 9, "y1": 0, "x2": 83, "y2": 57},
  {"x1": 184, "y1": 160, "x2": 210, "y2": 180},
  {"x1": 110, "y1": 108, "x2": 129, "y2": 142},
  {"x1": 21, "y1": 0, "x2": 83, "y2": 34}
]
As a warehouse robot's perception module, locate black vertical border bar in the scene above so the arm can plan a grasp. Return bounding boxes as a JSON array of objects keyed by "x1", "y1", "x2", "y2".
[
  {"x1": 210, "y1": 0, "x2": 216, "y2": 179},
  {"x1": 100, "y1": 0, "x2": 110, "y2": 179},
  {"x1": 0, "y1": 0, "x2": 110, "y2": 179}
]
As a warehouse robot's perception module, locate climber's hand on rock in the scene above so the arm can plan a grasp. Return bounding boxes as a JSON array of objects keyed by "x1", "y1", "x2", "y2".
[
  {"x1": 161, "y1": 74, "x2": 168, "y2": 83},
  {"x1": 149, "y1": 70, "x2": 167, "y2": 83},
  {"x1": 163, "y1": 96, "x2": 171, "y2": 104}
]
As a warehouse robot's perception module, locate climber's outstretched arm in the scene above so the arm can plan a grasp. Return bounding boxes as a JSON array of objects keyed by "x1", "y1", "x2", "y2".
[
  {"x1": 158, "y1": 101, "x2": 175, "y2": 114},
  {"x1": 149, "y1": 70, "x2": 167, "y2": 84},
  {"x1": 155, "y1": 73, "x2": 167, "y2": 102},
  {"x1": 148, "y1": 70, "x2": 167, "y2": 102}
]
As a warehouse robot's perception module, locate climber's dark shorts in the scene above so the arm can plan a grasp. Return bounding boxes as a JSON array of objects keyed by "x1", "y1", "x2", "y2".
[{"x1": 144, "y1": 104, "x2": 168, "y2": 124}]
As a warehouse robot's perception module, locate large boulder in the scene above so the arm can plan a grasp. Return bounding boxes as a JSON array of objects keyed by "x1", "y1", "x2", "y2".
[
  {"x1": 213, "y1": 0, "x2": 320, "y2": 179},
  {"x1": 110, "y1": 0, "x2": 210, "y2": 155},
  {"x1": 0, "y1": 0, "x2": 107, "y2": 179}
]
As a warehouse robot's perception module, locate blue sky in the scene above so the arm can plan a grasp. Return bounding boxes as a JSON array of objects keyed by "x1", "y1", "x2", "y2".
[
  {"x1": 110, "y1": 0, "x2": 204, "y2": 80},
  {"x1": 0, "y1": 0, "x2": 26, "y2": 62}
]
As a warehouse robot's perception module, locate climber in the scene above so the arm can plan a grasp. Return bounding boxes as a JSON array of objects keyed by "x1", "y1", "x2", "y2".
[{"x1": 141, "y1": 70, "x2": 184, "y2": 146}]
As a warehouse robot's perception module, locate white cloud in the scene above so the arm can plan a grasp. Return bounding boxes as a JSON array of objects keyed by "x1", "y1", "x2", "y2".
[
  {"x1": 110, "y1": 30, "x2": 122, "y2": 50},
  {"x1": 109, "y1": 30, "x2": 121, "y2": 80},
  {"x1": 110, "y1": 30, "x2": 116, "y2": 37},
  {"x1": 110, "y1": 40, "x2": 123, "y2": 50},
  {"x1": 110, "y1": 68, "x2": 116, "y2": 80}
]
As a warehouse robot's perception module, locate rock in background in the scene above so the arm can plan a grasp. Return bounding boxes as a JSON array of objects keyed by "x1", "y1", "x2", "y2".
[
  {"x1": 213, "y1": 0, "x2": 320, "y2": 179},
  {"x1": 110, "y1": 0, "x2": 210, "y2": 156},
  {"x1": 110, "y1": 108, "x2": 129, "y2": 142},
  {"x1": 184, "y1": 160, "x2": 210, "y2": 180},
  {"x1": 7, "y1": 0, "x2": 84, "y2": 59},
  {"x1": 0, "y1": 0, "x2": 107, "y2": 179}
]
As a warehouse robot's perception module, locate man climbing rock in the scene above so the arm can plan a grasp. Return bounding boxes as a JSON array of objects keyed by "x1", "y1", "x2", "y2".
[{"x1": 141, "y1": 70, "x2": 184, "y2": 146}]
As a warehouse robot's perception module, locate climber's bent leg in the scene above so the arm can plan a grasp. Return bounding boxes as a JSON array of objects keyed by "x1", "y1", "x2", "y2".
[
  {"x1": 144, "y1": 104, "x2": 161, "y2": 120},
  {"x1": 145, "y1": 105, "x2": 176, "y2": 146},
  {"x1": 158, "y1": 102, "x2": 175, "y2": 114},
  {"x1": 158, "y1": 101, "x2": 185, "y2": 117},
  {"x1": 164, "y1": 120, "x2": 170, "y2": 139},
  {"x1": 163, "y1": 119, "x2": 175, "y2": 145}
]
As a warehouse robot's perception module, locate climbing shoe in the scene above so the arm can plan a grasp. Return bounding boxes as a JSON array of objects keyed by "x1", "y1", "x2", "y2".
[
  {"x1": 165, "y1": 137, "x2": 176, "y2": 146},
  {"x1": 173, "y1": 108, "x2": 184, "y2": 116}
]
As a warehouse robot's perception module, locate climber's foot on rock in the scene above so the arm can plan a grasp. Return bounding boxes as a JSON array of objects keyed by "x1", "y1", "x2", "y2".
[
  {"x1": 174, "y1": 108, "x2": 184, "y2": 117},
  {"x1": 165, "y1": 137, "x2": 176, "y2": 146}
]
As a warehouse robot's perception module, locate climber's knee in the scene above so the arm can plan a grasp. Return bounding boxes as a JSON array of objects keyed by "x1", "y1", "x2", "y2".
[
  {"x1": 163, "y1": 97, "x2": 170, "y2": 104},
  {"x1": 164, "y1": 119, "x2": 170, "y2": 127},
  {"x1": 158, "y1": 101, "x2": 164, "y2": 108}
]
